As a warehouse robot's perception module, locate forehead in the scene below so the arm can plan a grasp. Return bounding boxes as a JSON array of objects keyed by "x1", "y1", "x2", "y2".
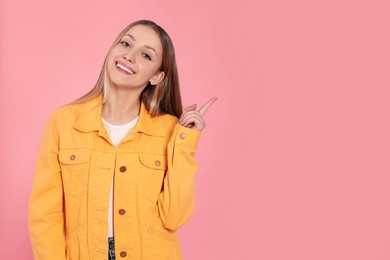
[{"x1": 124, "y1": 25, "x2": 162, "y2": 50}]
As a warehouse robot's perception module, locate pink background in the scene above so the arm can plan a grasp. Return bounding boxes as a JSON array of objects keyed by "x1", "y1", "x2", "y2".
[{"x1": 1, "y1": 0, "x2": 390, "y2": 259}]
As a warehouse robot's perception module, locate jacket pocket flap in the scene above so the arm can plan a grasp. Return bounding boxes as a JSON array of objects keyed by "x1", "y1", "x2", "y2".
[
  {"x1": 59, "y1": 148, "x2": 91, "y2": 165},
  {"x1": 138, "y1": 153, "x2": 167, "y2": 170}
]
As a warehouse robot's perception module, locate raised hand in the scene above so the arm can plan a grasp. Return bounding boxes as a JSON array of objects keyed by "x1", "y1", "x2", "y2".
[{"x1": 179, "y1": 97, "x2": 218, "y2": 131}]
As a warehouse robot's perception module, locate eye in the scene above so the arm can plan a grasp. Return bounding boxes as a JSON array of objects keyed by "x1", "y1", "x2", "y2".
[
  {"x1": 120, "y1": 41, "x2": 130, "y2": 47},
  {"x1": 142, "y1": 53, "x2": 152, "y2": 61}
]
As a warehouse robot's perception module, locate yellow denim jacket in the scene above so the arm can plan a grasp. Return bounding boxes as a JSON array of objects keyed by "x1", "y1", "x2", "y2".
[{"x1": 28, "y1": 94, "x2": 201, "y2": 260}]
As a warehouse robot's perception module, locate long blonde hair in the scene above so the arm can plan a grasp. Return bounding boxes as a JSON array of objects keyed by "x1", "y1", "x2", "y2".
[{"x1": 73, "y1": 20, "x2": 183, "y2": 118}]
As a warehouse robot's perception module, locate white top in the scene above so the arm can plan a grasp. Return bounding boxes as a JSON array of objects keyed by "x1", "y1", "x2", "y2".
[{"x1": 102, "y1": 116, "x2": 139, "y2": 238}]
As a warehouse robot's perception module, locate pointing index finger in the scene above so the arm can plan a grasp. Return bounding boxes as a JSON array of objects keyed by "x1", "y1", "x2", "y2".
[{"x1": 198, "y1": 97, "x2": 218, "y2": 117}]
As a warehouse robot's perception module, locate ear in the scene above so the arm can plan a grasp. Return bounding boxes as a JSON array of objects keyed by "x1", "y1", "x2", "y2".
[{"x1": 149, "y1": 71, "x2": 165, "y2": 86}]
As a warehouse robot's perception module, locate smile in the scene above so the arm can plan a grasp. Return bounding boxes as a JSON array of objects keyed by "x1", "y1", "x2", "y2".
[{"x1": 116, "y1": 62, "x2": 135, "y2": 75}]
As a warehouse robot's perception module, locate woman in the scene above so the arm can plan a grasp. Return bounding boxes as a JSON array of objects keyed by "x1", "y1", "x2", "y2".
[{"x1": 28, "y1": 19, "x2": 216, "y2": 260}]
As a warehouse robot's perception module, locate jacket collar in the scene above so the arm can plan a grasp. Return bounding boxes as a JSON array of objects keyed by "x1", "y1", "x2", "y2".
[{"x1": 73, "y1": 94, "x2": 165, "y2": 137}]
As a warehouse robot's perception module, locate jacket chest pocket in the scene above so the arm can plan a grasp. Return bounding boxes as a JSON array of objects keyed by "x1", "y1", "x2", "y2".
[
  {"x1": 59, "y1": 148, "x2": 91, "y2": 197},
  {"x1": 138, "y1": 153, "x2": 167, "y2": 204}
]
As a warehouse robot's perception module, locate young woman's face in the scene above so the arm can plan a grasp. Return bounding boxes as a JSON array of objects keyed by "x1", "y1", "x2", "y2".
[{"x1": 107, "y1": 24, "x2": 165, "y2": 89}]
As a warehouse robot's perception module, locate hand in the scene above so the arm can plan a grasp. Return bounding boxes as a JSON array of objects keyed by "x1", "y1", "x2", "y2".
[{"x1": 179, "y1": 97, "x2": 218, "y2": 131}]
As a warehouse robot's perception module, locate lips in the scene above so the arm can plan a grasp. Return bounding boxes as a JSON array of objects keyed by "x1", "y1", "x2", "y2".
[{"x1": 115, "y1": 61, "x2": 135, "y2": 75}]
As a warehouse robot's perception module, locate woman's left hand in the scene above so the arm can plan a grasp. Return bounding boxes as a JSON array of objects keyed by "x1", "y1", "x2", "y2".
[{"x1": 179, "y1": 97, "x2": 218, "y2": 131}]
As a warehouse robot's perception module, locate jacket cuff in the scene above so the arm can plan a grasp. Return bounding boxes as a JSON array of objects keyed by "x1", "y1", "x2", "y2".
[{"x1": 173, "y1": 123, "x2": 202, "y2": 150}]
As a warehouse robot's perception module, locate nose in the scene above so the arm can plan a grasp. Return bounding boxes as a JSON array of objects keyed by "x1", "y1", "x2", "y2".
[{"x1": 122, "y1": 50, "x2": 135, "y2": 63}]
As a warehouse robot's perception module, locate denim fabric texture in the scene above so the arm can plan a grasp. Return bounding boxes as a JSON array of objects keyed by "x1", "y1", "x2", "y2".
[{"x1": 108, "y1": 237, "x2": 115, "y2": 260}]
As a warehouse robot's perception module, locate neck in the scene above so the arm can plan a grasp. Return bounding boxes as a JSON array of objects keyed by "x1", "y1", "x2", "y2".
[{"x1": 102, "y1": 86, "x2": 143, "y2": 125}]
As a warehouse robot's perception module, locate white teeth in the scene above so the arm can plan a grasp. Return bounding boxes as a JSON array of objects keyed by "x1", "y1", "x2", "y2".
[{"x1": 116, "y1": 63, "x2": 134, "y2": 74}]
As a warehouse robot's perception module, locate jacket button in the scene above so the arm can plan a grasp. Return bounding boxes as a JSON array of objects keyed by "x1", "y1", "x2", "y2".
[
  {"x1": 155, "y1": 160, "x2": 161, "y2": 166},
  {"x1": 70, "y1": 154, "x2": 76, "y2": 161},
  {"x1": 118, "y1": 209, "x2": 126, "y2": 215},
  {"x1": 120, "y1": 251, "x2": 127, "y2": 257},
  {"x1": 180, "y1": 133, "x2": 186, "y2": 139},
  {"x1": 119, "y1": 166, "x2": 127, "y2": 172}
]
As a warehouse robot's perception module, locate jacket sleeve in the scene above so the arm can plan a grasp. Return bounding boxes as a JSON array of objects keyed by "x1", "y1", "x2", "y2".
[
  {"x1": 157, "y1": 123, "x2": 202, "y2": 230},
  {"x1": 28, "y1": 109, "x2": 66, "y2": 260}
]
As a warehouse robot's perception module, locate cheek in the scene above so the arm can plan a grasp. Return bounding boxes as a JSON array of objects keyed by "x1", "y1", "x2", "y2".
[
  {"x1": 139, "y1": 63, "x2": 159, "y2": 77},
  {"x1": 107, "y1": 46, "x2": 121, "y2": 62},
  {"x1": 107, "y1": 54, "x2": 115, "y2": 68}
]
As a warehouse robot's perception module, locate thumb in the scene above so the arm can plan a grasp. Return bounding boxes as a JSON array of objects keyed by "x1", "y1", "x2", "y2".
[{"x1": 184, "y1": 104, "x2": 197, "y2": 112}]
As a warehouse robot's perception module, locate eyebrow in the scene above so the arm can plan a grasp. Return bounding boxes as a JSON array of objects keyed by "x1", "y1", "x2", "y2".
[{"x1": 124, "y1": 33, "x2": 158, "y2": 56}]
